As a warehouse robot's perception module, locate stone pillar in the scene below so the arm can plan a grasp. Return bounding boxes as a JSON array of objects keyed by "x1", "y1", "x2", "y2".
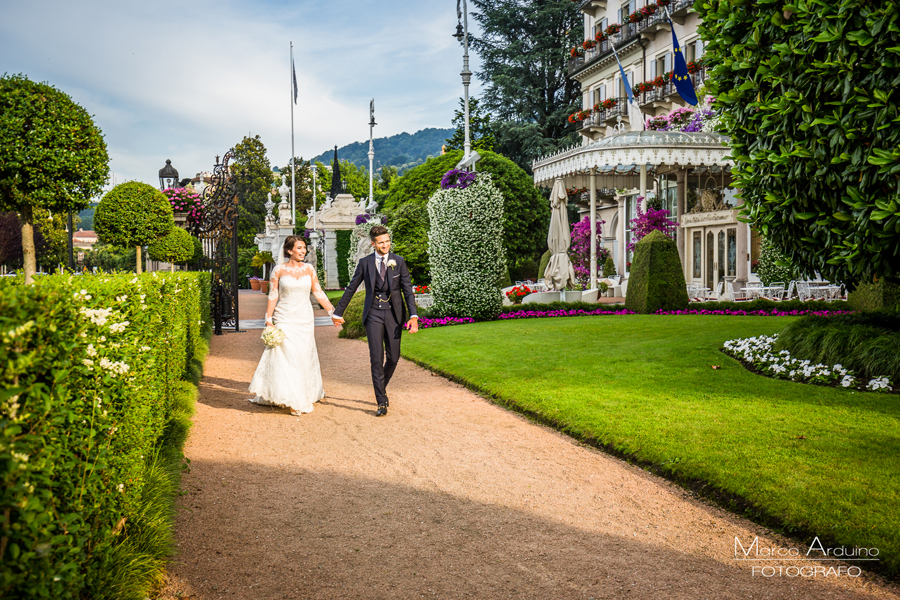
[
  {"x1": 676, "y1": 170, "x2": 687, "y2": 279},
  {"x1": 325, "y1": 230, "x2": 339, "y2": 289},
  {"x1": 736, "y1": 213, "x2": 749, "y2": 288},
  {"x1": 616, "y1": 198, "x2": 626, "y2": 276}
]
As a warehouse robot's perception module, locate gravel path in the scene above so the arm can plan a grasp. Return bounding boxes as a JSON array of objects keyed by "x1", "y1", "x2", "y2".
[{"x1": 159, "y1": 291, "x2": 899, "y2": 600}]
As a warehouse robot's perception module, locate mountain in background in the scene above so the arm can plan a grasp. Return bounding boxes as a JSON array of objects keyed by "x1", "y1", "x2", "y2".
[{"x1": 311, "y1": 127, "x2": 453, "y2": 175}]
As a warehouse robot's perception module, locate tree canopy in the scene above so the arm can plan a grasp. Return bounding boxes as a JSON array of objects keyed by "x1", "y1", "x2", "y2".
[
  {"x1": 231, "y1": 135, "x2": 273, "y2": 247},
  {"x1": 0, "y1": 74, "x2": 109, "y2": 282},
  {"x1": 468, "y1": 0, "x2": 583, "y2": 172},
  {"x1": 148, "y1": 226, "x2": 195, "y2": 269},
  {"x1": 698, "y1": 0, "x2": 900, "y2": 287}
]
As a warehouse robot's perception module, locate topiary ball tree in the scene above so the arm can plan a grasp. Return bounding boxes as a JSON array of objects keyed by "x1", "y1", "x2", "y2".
[
  {"x1": 624, "y1": 230, "x2": 689, "y2": 314},
  {"x1": 697, "y1": 0, "x2": 900, "y2": 288},
  {"x1": 148, "y1": 226, "x2": 194, "y2": 271},
  {"x1": 94, "y1": 182, "x2": 173, "y2": 274},
  {"x1": 428, "y1": 172, "x2": 505, "y2": 320},
  {"x1": 0, "y1": 74, "x2": 109, "y2": 284}
]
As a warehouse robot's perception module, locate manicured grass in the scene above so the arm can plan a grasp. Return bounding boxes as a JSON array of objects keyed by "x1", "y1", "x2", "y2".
[
  {"x1": 400, "y1": 315, "x2": 900, "y2": 576},
  {"x1": 325, "y1": 289, "x2": 346, "y2": 303}
]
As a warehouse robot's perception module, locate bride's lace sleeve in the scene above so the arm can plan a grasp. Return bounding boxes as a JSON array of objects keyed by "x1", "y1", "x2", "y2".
[
  {"x1": 268, "y1": 264, "x2": 281, "y2": 300},
  {"x1": 307, "y1": 264, "x2": 333, "y2": 310}
]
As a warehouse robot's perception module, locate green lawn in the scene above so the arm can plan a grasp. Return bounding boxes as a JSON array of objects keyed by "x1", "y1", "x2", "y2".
[{"x1": 400, "y1": 315, "x2": 900, "y2": 575}]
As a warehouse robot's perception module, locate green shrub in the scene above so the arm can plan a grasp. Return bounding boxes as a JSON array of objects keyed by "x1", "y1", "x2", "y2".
[
  {"x1": 778, "y1": 312, "x2": 900, "y2": 383},
  {"x1": 848, "y1": 279, "x2": 900, "y2": 313},
  {"x1": 624, "y1": 230, "x2": 689, "y2": 314},
  {"x1": 383, "y1": 150, "x2": 550, "y2": 280},
  {"x1": 0, "y1": 271, "x2": 211, "y2": 598},
  {"x1": 538, "y1": 249, "x2": 552, "y2": 281},
  {"x1": 602, "y1": 255, "x2": 616, "y2": 278},
  {"x1": 147, "y1": 227, "x2": 194, "y2": 269},
  {"x1": 337, "y1": 291, "x2": 367, "y2": 339}
]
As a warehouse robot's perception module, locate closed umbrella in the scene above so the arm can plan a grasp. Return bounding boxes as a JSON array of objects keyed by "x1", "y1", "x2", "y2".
[{"x1": 544, "y1": 178, "x2": 577, "y2": 291}]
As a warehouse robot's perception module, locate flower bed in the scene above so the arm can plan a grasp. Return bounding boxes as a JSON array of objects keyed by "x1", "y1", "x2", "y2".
[
  {"x1": 0, "y1": 271, "x2": 211, "y2": 598},
  {"x1": 415, "y1": 316, "x2": 475, "y2": 329},
  {"x1": 723, "y1": 334, "x2": 895, "y2": 393}
]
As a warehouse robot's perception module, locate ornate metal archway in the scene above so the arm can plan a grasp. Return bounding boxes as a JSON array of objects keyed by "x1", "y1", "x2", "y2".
[{"x1": 199, "y1": 150, "x2": 242, "y2": 335}]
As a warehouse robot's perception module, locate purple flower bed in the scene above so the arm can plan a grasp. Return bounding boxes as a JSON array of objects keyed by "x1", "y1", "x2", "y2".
[
  {"x1": 501, "y1": 308, "x2": 636, "y2": 320},
  {"x1": 654, "y1": 309, "x2": 854, "y2": 317},
  {"x1": 415, "y1": 316, "x2": 476, "y2": 329}
]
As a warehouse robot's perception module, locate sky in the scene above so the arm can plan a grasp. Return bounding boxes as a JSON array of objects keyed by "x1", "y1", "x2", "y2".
[{"x1": 0, "y1": 0, "x2": 482, "y2": 192}]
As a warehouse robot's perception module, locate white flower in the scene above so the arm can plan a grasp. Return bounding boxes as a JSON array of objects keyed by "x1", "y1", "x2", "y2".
[
  {"x1": 115, "y1": 295, "x2": 128, "y2": 303},
  {"x1": 841, "y1": 375, "x2": 855, "y2": 388},
  {"x1": 86, "y1": 344, "x2": 97, "y2": 357},
  {"x1": 99, "y1": 358, "x2": 130, "y2": 376},
  {"x1": 109, "y1": 321, "x2": 130, "y2": 333},
  {"x1": 117, "y1": 483, "x2": 124, "y2": 492},
  {"x1": 387, "y1": 259, "x2": 397, "y2": 269},
  {"x1": 79, "y1": 307, "x2": 114, "y2": 326}
]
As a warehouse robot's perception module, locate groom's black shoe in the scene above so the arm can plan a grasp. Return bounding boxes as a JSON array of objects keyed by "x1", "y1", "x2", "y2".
[{"x1": 375, "y1": 404, "x2": 388, "y2": 417}]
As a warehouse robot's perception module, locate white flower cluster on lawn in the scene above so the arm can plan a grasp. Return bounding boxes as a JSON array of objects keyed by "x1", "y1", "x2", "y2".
[
  {"x1": 427, "y1": 173, "x2": 505, "y2": 319},
  {"x1": 347, "y1": 217, "x2": 392, "y2": 278},
  {"x1": 723, "y1": 334, "x2": 894, "y2": 392}
]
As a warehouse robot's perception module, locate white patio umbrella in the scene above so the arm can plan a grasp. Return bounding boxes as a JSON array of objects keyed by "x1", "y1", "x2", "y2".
[{"x1": 544, "y1": 178, "x2": 577, "y2": 291}]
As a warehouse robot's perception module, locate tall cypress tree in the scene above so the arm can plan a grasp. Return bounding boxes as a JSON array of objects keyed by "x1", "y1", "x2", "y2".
[{"x1": 468, "y1": 0, "x2": 583, "y2": 172}]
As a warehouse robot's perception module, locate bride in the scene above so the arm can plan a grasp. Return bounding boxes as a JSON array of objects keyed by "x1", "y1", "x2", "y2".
[{"x1": 248, "y1": 235, "x2": 337, "y2": 415}]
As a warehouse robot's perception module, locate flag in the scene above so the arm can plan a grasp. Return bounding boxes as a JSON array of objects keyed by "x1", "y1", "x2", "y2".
[
  {"x1": 611, "y1": 42, "x2": 645, "y2": 132},
  {"x1": 370, "y1": 98, "x2": 375, "y2": 124},
  {"x1": 667, "y1": 14, "x2": 698, "y2": 106},
  {"x1": 292, "y1": 57, "x2": 298, "y2": 105}
]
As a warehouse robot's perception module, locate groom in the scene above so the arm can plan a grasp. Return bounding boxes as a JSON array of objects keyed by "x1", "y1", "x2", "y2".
[{"x1": 332, "y1": 225, "x2": 418, "y2": 416}]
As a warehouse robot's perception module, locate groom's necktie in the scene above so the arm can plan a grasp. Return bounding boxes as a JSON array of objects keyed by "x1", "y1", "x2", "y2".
[{"x1": 378, "y1": 257, "x2": 386, "y2": 280}]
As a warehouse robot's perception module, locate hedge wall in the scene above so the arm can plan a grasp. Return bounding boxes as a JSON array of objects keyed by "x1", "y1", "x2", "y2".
[
  {"x1": 335, "y1": 230, "x2": 352, "y2": 288},
  {"x1": 0, "y1": 271, "x2": 211, "y2": 599}
]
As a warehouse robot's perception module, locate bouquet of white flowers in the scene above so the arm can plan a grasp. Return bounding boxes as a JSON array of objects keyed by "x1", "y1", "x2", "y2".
[{"x1": 261, "y1": 325, "x2": 286, "y2": 348}]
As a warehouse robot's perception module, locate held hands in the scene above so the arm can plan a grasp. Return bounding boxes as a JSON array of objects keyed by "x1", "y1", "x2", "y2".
[
  {"x1": 331, "y1": 314, "x2": 344, "y2": 327},
  {"x1": 406, "y1": 317, "x2": 419, "y2": 334}
]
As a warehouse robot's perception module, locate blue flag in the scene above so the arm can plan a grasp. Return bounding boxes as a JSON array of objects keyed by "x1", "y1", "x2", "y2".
[
  {"x1": 292, "y1": 58, "x2": 298, "y2": 105},
  {"x1": 614, "y1": 51, "x2": 634, "y2": 104},
  {"x1": 668, "y1": 18, "x2": 698, "y2": 106}
]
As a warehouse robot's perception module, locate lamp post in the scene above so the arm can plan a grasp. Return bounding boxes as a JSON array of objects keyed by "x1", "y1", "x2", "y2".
[
  {"x1": 368, "y1": 99, "x2": 376, "y2": 205},
  {"x1": 453, "y1": 0, "x2": 472, "y2": 165},
  {"x1": 159, "y1": 159, "x2": 179, "y2": 191}
]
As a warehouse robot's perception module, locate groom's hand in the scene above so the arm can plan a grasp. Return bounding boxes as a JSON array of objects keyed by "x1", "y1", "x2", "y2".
[
  {"x1": 331, "y1": 314, "x2": 344, "y2": 327},
  {"x1": 406, "y1": 317, "x2": 418, "y2": 334}
]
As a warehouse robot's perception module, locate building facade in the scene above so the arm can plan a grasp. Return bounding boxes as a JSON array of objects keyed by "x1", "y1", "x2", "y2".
[{"x1": 533, "y1": 0, "x2": 760, "y2": 296}]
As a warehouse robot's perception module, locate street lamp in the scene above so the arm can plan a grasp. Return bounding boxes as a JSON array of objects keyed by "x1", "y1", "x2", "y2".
[
  {"x1": 159, "y1": 159, "x2": 179, "y2": 191},
  {"x1": 453, "y1": 0, "x2": 473, "y2": 167}
]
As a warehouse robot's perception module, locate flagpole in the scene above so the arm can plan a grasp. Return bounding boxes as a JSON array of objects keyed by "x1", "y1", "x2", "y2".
[{"x1": 290, "y1": 42, "x2": 296, "y2": 230}]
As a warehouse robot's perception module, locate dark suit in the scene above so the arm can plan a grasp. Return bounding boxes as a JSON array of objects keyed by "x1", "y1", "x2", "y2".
[{"x1": 334, "y1": 252, "x2": 417, "y2": 405}]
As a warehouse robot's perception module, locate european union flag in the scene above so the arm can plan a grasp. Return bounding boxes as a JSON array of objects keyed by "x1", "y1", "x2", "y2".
[{"x1": 668, "y1": 19, "x2": 698, "y2": 106}]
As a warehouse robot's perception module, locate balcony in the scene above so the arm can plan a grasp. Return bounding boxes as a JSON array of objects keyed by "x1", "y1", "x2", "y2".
[
  {"x1": 579, "y1": 0, "x2": 607, "y2": 17},
  {"x1": 568, "y1": 0, "x2": 696, "y2": 77}
]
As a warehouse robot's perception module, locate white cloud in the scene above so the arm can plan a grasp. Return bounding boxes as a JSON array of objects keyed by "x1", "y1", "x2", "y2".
[{"x1": 0, "y1": 0, "x2": 482, "y2": 188}]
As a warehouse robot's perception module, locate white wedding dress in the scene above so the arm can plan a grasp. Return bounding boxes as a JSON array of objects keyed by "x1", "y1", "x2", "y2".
[{"x1": 248, "y1": 262, "x2": 328, "y2": 414}]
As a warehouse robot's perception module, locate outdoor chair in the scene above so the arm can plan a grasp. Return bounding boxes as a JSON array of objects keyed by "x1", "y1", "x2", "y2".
[
  {"x1": 796, "y1": 281, "x2": 814, "y2": 301},
  {"x1": 768, "y1": 282, "x2": 785, "y2": 301}
]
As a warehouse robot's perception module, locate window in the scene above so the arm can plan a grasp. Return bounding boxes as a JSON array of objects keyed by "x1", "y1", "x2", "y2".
[
  {"x1": 685, "y1": 39, "x2": 704, "y2": 63},
  {"x1": 656, "y1": 52, "x2": 671, "y2": 77},
  {"x1": 750, "y1": 229, "x2": 761, "y2": 272},
  {"x1": 727, "y1": 228, "x2": 737, "y2": 277},
  {"x1": 618, "y1": 71, "x2": 634, "y2": 98},
  {"x1": 624, "y1": 194, "x2": 638, "y2": 267},
  {"x1": 693, "y1": 232, "x2": 701, "y2": 279},
  {"x1": 593, "y1": 84, "x2": 606, "y2": 106},
  {"x1": 595, "y1": 17, "x2": 608, "y2": 38}
]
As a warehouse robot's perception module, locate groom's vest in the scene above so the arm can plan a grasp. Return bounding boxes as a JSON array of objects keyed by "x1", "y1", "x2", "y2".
[{"x1": 372, "y1": 261, "x2": 392, "y2": 311}]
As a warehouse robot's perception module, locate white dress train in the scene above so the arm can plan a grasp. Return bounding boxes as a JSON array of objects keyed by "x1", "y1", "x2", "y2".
[{"x1": 248, "y1": 262, "x2": 328, "y2": 413}]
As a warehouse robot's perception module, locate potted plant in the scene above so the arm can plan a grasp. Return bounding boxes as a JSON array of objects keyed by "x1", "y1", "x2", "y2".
[
  {"x1": 582, "y1": 39, "x2": 595, "y2": 50},
  {"x1": 251, "y1": 251, "x2": 275, "y2": 293},
  {"x1": 248, "y1": 275, "x2": 261, "y2": 291},
  {"x1": 259, "y1": 278, "x2": 269, "y2": 294},
  {"x1": 506, "y1": 285, "x2": 532, "y2": 304},
  {"x1": 604, "y1": 23, "x2": 621, "y2": 36}
]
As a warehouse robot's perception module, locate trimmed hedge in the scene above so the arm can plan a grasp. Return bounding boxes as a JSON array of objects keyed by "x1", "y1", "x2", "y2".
[
  {"x1": 847, "y1": 280, "x2": 900, "y2": 313},
  {"x1": 0, "y1": 271, "x2": 211, "y2": 599},
  {"x1": 337, "y1": 292, "x2": 366, "y2": 340},
  {"x1": 148, "y1": 227, "x2": 195, "y2": 267},
  {"x1": 624, "y1": 230, "x2": 689, "y2": 314}
]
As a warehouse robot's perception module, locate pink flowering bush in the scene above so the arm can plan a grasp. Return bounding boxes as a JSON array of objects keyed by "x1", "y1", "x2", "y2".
[
  {"x1": 628, "y1": 196, "x2": 679, "y2": 251},
  {"x1": 162, "y1": 187, "x2": 203, "y2": 227},
  {"x1": 569, "y1": 216, "x2": 608, "y2": 289}
]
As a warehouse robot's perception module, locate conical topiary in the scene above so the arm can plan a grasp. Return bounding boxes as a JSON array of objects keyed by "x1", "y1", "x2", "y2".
[{"x1": 624, "y1": 229, "x2": 689, "y2": 314}]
